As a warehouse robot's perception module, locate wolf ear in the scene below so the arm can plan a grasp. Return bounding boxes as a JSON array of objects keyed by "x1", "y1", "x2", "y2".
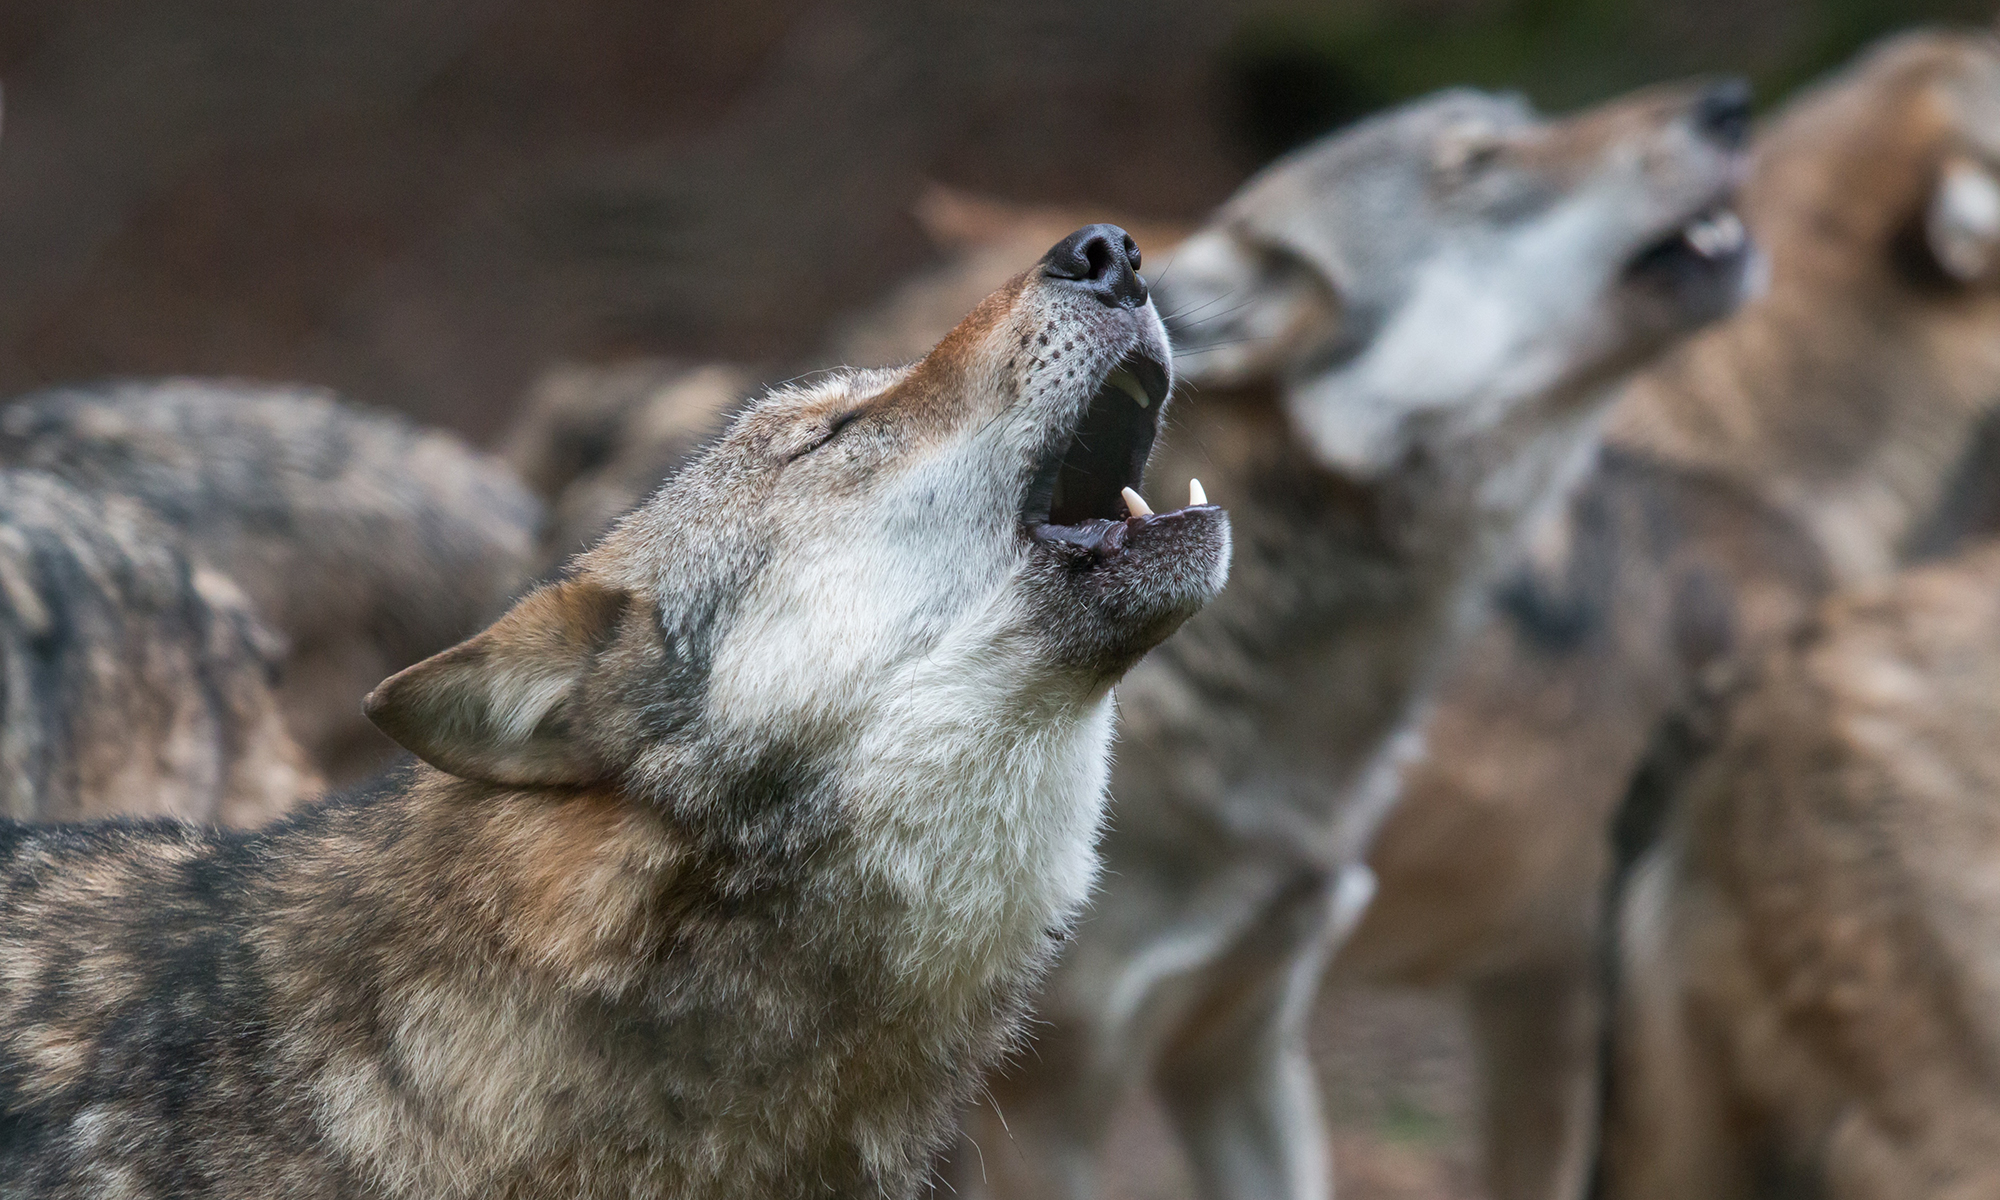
[
  {"x1": 365, "y1": 578, "x2": 628, "y2": 787},
  {"x1": 1926, "y1": 156, "x2": 2000, "y2": 283},
  {"x1": 1152, "y1": 227, "x2": 1342, "y2": 387}
]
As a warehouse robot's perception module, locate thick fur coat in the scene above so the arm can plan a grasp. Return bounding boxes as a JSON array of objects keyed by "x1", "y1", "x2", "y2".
[
  {"x1": 0, "y1": 380, "x2": 543, "y2": 784},
  {"x1": 0, "y1": 232, "x2": 1228, "y2": 1198},
  {"x1": 0, "y1": 470, "x2": 311, "y2": 825},
  {"x1": 1335, "y1": 31, "x2": 2000, "y2": 1200}
]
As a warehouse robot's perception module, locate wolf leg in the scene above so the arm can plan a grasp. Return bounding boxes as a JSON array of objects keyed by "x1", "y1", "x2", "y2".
[
  {"x1": 1597, "y1": 850, "x2": 1751, "y2": 1200},
  {"x1": 1153, "y1": 868, "x2": 1369, "y2": 1200},
  {"x1": 1464, "y1": 959, "x2": 1600, "y2": 1200}
]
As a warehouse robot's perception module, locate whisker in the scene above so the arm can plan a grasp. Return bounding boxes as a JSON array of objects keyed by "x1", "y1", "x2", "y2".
[
  {"x1": 1168, "y1": 295, "x2": 1260, "y2": 332},
  {"x1": 1148, "y1": 242, "x2": 1187, "y2": 295},
  {"x1": 1161, "y1": 285, "x2": 1245, "y2": 326},
  {"x1": 1172, "y1": 336, "x2": 1277, "y2": 356}
]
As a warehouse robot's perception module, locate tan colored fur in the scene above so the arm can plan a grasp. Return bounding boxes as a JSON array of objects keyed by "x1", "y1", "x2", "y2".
[
  {"x1": 1335, "y1": 29, "x2": 2000, "y2": 1200},
  {"x1": 1602, "y1": 537, "x2": 2000, "y2": 1199},
  {"x1": 0, "y1": 473, "x2": 317, "y2": 825}
]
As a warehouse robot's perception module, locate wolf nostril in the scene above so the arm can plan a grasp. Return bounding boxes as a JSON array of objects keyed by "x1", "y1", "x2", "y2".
[
  {"x1": 1693, "y1": 78, "x2": 1752, "y2": 150},
  {"x1": 1042, "y1": 224, "x2": 1149, "y2": 308},
  {"x1": 1083, "y1": 235, "x2": 1116, "y2": 280}
]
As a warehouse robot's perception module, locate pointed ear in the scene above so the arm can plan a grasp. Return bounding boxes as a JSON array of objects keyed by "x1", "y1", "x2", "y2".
[
  {"x1": 365, "y1": 578, "x2": 628, "y2": 786},
  {"x1": 1926, "y1": 156, "x2": 2000, "y2": 282},
  {"x1": 1151, "y1": 227, "x2": 1342, "y2": 387}
]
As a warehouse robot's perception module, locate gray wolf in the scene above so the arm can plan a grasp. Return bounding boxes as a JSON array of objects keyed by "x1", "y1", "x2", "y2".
[
  {"x1": 955, "y1": 78, "x2": 1755, "y2": 1200},
  {"x1": 0, "y1": 227, "x2": 1228, "y2": 1199},
  {"x1": 1335, "y1": 29, "x2": 2000, "y2": 1200},
  {"x1": 1601, "y1": 535, "x2": 2000, "y2": 1199},
  {"x1": 0, "y1": 470, "x2": 313, "y2": 825},
  {"x1": 0, "y1": 380, "x2": 543, "y2": 785}
]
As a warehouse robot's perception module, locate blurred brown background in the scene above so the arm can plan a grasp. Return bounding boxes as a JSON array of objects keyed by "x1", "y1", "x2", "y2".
[{"x1": 1, "y1": 0, "x2": 1990, "y2": 442}]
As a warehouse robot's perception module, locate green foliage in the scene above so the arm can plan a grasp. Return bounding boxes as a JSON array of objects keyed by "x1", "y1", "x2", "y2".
[{"x1": 1227, "y1": 0, "x2": 1996, "y2": 160}]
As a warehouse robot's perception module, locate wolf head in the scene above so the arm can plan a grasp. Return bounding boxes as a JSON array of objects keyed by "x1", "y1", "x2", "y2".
[
  {"x1": 368, "y1": 226, "x2": 1229, "y2": 792},
  {"x1": 1752, "y1": 29, "x2": 2000, "y2": 295},
  {"x1": 1159, "y1": 80, "x2": 1756, "y2": 476}
]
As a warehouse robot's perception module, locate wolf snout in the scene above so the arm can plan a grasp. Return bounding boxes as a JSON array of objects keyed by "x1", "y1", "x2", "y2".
[
  {"x1": 1691, "y1": 77, "x2": 1752, "y2": 149},
  {"x1": 1041, "y1": 224, "x2": 1149, "y2": 308}
]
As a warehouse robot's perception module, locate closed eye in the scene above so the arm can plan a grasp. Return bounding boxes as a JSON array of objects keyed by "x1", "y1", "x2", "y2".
[{"x1": 788, "y1": 405, "x2": 870, "y2": 461}]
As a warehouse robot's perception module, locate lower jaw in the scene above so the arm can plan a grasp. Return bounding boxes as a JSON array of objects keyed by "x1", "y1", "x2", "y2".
[{"x1": 1029, "y1": 506, "x2": 1215, "y2": 562}]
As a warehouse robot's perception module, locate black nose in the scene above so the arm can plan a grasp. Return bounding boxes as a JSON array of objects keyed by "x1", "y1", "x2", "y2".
[
  {"x1": 1692, "y1": 78, "x2": 1752, "y2": 150},
  {"x1": 1042, "y1": 224, "x2": 1148, "y2": 308}
]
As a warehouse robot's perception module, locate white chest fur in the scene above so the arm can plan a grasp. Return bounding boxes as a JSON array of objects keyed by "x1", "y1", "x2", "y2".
[{"x1": 844, "y1": 674, "x2": 1114, "y2": 1010}]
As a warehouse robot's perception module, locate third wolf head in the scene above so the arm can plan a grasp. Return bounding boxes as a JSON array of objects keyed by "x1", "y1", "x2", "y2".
[{"x1": 1162, "y1": 79, "x2": 1756, "y2": 478}]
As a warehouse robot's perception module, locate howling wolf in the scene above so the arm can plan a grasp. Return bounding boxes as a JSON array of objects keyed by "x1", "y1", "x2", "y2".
[{"x1": 0, "y1": 227, "x2": 1227, "y2": 1199}]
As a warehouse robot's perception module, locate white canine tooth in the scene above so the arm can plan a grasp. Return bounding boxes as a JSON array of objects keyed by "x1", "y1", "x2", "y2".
[
  {"x1": 1107, "y1": 367, "x2": 1151, "y2": 409},
  {"x1": 1189, "y1": 478, "x2": 1207, "y2": 506},
  {"x1": 1121, "y1": 486, "x2": 1153, "y2": 518},
  {"x1": 1683, "y1": 209, "x2": 1745, "y2": 258}
]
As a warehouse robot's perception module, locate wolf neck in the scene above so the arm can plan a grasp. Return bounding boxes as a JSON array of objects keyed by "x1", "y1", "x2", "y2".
[
  {"x1": 1133, "y1": 378, "x2": 1605, "y2": 826},
  {"x1": 835, "y1": 640, "x2": 1116, "y2": 1012},
  {"x1": 280, "y1": 739, "x2": 1110, "y2": 1195},
  {"x1": 1612, "y1": 292, "x2": 2000, "y2": 583}
]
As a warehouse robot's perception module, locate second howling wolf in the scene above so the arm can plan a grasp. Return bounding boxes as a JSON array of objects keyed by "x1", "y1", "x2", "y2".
[
  {"x1": 947, "y1": 79, "x2": 1758, "y2": 1199},
  {"x1": 0, "y1": 229, "x2": 1229, "y2": 1199}
]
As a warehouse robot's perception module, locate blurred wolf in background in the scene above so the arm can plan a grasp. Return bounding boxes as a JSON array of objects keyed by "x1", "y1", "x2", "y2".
[
  {"x1": 1552, "y1": 30, "x2": 2000, "y2": 1200},
  {"x1": 1603, "y1": 540, "x2": 2000, "y2": 1200},
  {"x1": 0, "y1": 229, "x2": 1229, "y2": 1200},
  {"x1": 0, "y1": 471, "x2": 314, "y2": 825},
  {"x1": 0, "y1": 381, "x2": 542, "y2": 785},
  {"x1": 1327, "y1": 28, "x2": 2000, "y2": 1200},
  {"x1": 941, "y1": 79, "x2": 1756, "y2": 1200}
]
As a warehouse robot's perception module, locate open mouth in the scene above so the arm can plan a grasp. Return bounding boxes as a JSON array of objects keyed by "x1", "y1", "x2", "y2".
[
  {"x1": 1624, "y1": 203, "x2": 1750, "y2": 282},
  {"x1": 1021, "y1": 351, "x2": 1207, "y2": 557}
]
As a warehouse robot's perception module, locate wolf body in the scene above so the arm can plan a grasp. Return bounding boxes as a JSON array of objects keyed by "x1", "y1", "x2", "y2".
[
  {"x1": 1333, "y1": 30, "x2": 2000, "y2": 1200},
  {"x1": 0, "y1": 381, "x2": 542, "y2": 785},
  {"x1": 0, "y1": 470, "x2": 312, "y2": 825},
  {"x1": 1601, "y1": 536, "x2": 2000, "y2": 1199},
  {"x1": 955, "y1": 81, "x2": 1756, "y2": 1200},
  {"x1": 0, "y1": 230, "x2": 1228, "y2": 1198}
]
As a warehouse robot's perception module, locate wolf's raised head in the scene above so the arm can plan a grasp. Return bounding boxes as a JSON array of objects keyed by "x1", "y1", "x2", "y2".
[
  {"x1": 368, "y1": 226, "x2": 1229, "y2": 793},
  {"x1": 1748, "y1": 28, "x2": 2000, "y2": 292},
  {"x1": 1160, "y1": 80, "x2": 1756, "y2": 476}
]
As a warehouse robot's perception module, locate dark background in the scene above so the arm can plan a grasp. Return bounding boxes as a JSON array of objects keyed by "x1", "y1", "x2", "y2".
[{"x1": 0, "y1": 0, "x2": 1989, "y2": 440}]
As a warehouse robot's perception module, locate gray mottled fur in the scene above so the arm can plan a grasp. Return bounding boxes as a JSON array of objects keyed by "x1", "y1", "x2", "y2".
[
  {"x1": 0, "y1": 380, "x2": 543, "y2": 783},
  {"x1": 0, "y1": 251, "x2": 1228, "y2": 1198}
]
